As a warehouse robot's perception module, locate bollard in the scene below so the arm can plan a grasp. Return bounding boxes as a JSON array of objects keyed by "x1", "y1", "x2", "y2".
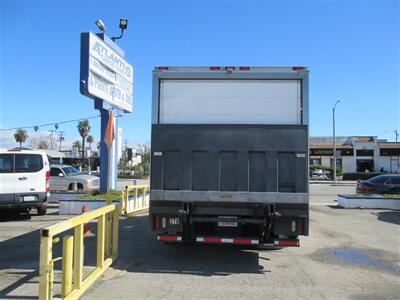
[{"x1": 61, "y1": 235, "x2": 74, "y2": 298}]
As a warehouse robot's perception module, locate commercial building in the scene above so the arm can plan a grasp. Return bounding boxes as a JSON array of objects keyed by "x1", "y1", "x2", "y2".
[{"x1": 310, "y1": 136, "x2": 400, "y2": 173}]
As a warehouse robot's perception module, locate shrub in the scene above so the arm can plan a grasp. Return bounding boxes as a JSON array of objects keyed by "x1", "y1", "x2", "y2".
[{"x1": 342, "y1": 172, "x2": 383, "y2": 181}]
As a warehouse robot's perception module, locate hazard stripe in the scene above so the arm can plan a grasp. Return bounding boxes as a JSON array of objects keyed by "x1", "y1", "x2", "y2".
[
  {"x1": 196, "y1": 237, "x2": 259, "y2": 245},
  {"x1": 157, "y1": 235, "x2": 182, "y2": 241}
]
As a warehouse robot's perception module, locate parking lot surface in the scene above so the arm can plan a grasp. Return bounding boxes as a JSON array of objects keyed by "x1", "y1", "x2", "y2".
[{"x1": 0, "y1": 184, "x2": 399, "y2": 300}]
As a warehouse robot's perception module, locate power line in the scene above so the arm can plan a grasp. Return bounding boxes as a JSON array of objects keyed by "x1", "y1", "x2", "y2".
[{"x1": 0, "y1": 115, "x2": 101, "y2": 131}]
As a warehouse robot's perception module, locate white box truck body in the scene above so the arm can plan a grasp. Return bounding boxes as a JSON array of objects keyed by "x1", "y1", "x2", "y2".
[{"x1": 150, "y1": 66, "x2": 309, "y2": 247}]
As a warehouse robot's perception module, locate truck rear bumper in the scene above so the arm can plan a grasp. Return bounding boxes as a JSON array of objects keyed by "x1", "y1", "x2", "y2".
[{"x1": 151, "y1": 190, "x2": 308, "y2": 204}]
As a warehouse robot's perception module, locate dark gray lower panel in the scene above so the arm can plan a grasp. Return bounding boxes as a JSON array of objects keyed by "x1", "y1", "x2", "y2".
[{"x1": 151, "y1": 124, "x2": 308, "y2": 193}]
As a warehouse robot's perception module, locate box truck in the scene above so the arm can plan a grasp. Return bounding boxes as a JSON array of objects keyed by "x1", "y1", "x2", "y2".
[{"x1": 150, "y1": 66, "x2": 309, "y2": 247}]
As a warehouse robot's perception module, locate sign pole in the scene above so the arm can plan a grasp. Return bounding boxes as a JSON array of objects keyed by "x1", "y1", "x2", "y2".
[{"x1": 80, "y1": 28, "x2": 133, "y2": 194}]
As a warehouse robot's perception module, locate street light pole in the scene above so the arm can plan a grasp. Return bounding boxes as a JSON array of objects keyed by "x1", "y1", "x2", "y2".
[{"x1": 333, "y1": 100, "x2": 341, "y2": 183}]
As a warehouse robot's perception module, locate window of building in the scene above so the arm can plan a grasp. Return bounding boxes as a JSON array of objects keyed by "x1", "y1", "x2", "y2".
[
  {"x1": 310, "y1": 158, "x2": 321, "y2": 166},
  {"x1": 356, "y1": 149, "x2": 374, "y2": 156},
  {"x1": 330, "y1": 158, "x2": 342, "y2": 170},
  {"x1": 356, "y1": 159, "x2": 374, "y2": 172}
]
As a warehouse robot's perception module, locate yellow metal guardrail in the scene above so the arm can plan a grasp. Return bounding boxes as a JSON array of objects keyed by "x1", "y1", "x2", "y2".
[
  {"x1": 39, "y1": 204, "x2": 119, "y2": 300},
  {"x1": 120, "y1": 184, "x2": 150, "y2": 215}
]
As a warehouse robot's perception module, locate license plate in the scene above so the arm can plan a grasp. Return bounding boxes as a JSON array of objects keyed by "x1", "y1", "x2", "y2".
[
  {"x1": 218, "y1": 221, "x2": 238, "y2": 227},
  {"x1": 23, "y1": 196, "x2": 36, "y2": 202},
  {"x1": 169, "y1": 218, "x2": 180, "y2": 225}
]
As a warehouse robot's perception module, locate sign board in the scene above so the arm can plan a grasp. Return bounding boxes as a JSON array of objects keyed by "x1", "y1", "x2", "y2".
[{"x1": 80, "y1": 32, "x2": 133, "y2": 112}]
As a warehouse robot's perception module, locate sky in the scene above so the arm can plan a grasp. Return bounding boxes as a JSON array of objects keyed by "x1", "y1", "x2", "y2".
[{"x1": 0, "y1": 0, "x2": 399, "y2": 150}]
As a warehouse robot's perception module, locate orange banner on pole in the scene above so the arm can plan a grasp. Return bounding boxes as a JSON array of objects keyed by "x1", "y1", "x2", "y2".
[{"x1": 104, "y1": 110, "x2": 115, "y2": 148}]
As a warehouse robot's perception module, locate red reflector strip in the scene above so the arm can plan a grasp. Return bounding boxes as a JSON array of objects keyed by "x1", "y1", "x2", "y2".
[
  {"x1": 210, "y1": 66, "x2": 221, "y2": 70},
  {"x1": 158, "y1": 66, "x2": 169, "y2": 70},
  {"x1": 157, "y1": 235, "x2": 182, "y2": 242},
  {"x1": 292, "y1": 66, "x2": 305, "y2": 70},
  {"x1": 239, "y1": 66, "x2": 250, "y2": 70},
  {"x1": 196, "y1": 237, "x2": 259, "y2": 245},
  {"x1": 274, "y1": 239, "x2": 299, "y2": 247}
]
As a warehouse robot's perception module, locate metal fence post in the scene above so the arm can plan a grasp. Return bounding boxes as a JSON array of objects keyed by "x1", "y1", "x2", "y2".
[
  {"x1": 61, "y1": 235, "x2": 74, "y2": 298},
  {"x1": 73, "y1": 224, "x2": 84, "y2": 290},
  {"x1": 97, "y1": 214, "x2": 105, "y2": 267},
  {"x1": 112, "y1": 208, "x2": 120, "y2": 258},
  {"x1": 134, "y1": 187, "x2": 138, "y2": 210},
  {"x1": 39, "y1": 232, "x2": 53, "y2": 300}
]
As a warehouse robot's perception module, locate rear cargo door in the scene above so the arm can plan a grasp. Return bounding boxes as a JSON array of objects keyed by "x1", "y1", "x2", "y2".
[
  {"x1": 0, "y1": 154, "x2": 15, "y2": 204},
  {"x1": 159, "y1": 79, "x2": 301, "y2": 125},
  {"x1": 14, "y1": 154, "x2": 44, "y2": 202}
]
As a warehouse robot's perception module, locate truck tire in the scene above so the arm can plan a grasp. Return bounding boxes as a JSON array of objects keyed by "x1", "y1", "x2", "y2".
[{"x1": 37, "y1": 205, "x2": 47, "y2": 216}]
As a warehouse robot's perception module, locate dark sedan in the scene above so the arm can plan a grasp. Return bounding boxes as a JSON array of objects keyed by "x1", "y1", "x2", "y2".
[{"x1": 356, "y1": 174, "x2": 400, "y2": 195}]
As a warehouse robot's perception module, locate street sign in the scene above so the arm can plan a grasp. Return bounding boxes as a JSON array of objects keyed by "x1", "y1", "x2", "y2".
[{"x1": 80, "y1": 32, "x2": 133, "y2": 112}]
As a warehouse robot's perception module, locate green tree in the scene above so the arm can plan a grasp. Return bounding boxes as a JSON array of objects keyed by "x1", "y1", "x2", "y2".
[
  {"x1": 14, "y1": 128, "x2": 28, "y2": 149},
  {"x1": 72, "y1": 140, "x2": 82, "y2": 153},
  {"x1": 86, "y1": 135, "x2": 94, "y2": 149},
  {"x1": 136, "y1": 144, "x2": 150, "y2": 175},
  {"x1": 38, "y1": 139, "x2": 50, "y2": 149},
  {"x1": 77, "y1": 119, "x2": 90, "y2": 169}
]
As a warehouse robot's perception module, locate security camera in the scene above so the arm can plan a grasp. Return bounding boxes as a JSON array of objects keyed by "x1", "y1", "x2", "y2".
[
  {"x1": 95, "y1": 19, "x2": 106, "y2": 32},
  {"x1": 119, "y1": 18, "x2": 128, "y2": 30}
]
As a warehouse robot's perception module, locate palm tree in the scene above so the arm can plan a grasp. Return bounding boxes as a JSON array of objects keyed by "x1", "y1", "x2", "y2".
[
  {"x1": 77, "y1": 119, "x2": 90, "y2": 169},
  {"x1": 86, "y1": 135, "x2": 94, "y2": 149},
  {"x1": 72, "y1": 140, "x2": 81, "y2": 155},
  {"x1": 14, "y1": 129, "x2": 28, "y2": 149}
]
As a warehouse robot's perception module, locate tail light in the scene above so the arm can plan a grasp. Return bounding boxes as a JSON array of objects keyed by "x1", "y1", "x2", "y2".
[
  {"x1": 296, "y1": 220, "x2": 304, "y2": 235},
  {"x1": 45, "y1": 170, "x2": 50, "y2": 192},
  {"x1": 158, "y1": 66, "x2": 169, "y2": 70},
  {"x1": 210, "y1": 66, "x2": 221, "y2": 70},
  {"x1": 153, "y1": 215, "x2": 160, "y2": 230},
  {"x1": 239, "y1": 66, "x2": 250, "y2": 70},
  {"x1": 293, "y1": 66, "x2": 305, "y2": 70},
  {"x1": 361, "y1": 183, "x2": 372, "y2": 191}
]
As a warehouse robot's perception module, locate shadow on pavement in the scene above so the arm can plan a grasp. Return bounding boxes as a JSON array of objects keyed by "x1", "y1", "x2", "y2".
[
  {"x1": 113, "y1": 215, "x2": 268, "y2": 276},
  {"x1": 373, "y1": 211, "x2": 400, "y2": 225},
  {"x1": 0, "y1": 211, "x2": 267, "y2": 298},
  {"x1": 0, "y1": 210, "x2": 32, "y2": 222}
]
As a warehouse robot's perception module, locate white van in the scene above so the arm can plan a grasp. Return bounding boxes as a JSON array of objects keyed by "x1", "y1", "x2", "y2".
[{"x1": 0, "y1": 150, "x2": 50, "y2": 215}]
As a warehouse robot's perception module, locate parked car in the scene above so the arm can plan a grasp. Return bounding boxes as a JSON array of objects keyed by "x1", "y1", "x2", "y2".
[
  {"x1": 49, "y1": 164, "x2": 100, "y2": 191},
  {"x1": 0, "y1": 149, "x2": 50, "y2": 215},
  {"x1": 356, "y1": 174, "x2": 400, "y2": 194}
]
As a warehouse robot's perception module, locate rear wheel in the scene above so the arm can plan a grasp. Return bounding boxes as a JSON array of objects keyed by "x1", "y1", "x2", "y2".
[{"x1": 37, "y1": 205, "x2": 47, "y2": 216}]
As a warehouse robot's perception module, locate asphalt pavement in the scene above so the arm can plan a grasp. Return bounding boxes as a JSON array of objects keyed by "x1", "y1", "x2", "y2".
[{"x1": 0, "y1": 183, "x2": 399, "y2": 300}]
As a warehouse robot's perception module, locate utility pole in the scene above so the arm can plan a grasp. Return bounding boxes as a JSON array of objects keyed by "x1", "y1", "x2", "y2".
[
  {"x1": 49, "y1": 130, "x2": 56, "y2": 150},
  {"x1": 58, "y1": 131, "x2": 65, "y2": 151},
  {"x1": 333, "y1": 100, "x2": 341, "y2": 183},
  {"x1": 395, "y1": 130, "x2": 399, "y2": 142}
]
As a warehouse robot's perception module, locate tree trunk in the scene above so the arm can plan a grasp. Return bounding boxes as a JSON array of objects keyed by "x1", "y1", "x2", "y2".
[
  {"x1": 82, "y1": 137, "x2": 85, "y2": 169},
  {"x1": 19, "y1": 141, "x2": 22, "y2": 149}
]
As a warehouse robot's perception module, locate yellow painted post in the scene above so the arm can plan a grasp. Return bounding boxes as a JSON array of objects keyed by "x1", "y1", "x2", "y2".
[
  {"x1": 73, "y1": 224, "x2": 84, "y2": 290},
  {"x1": 124, "y1": 186, "x2": 128, "y2": 214},
  {"x1": 120, "y1": 191, "x2": 125, "y2": 215},
  {"x1": 141, "y1": 187, "x2": 145, "y2": 208},
  {"x1": 112, "y1": 208, "x2": 119, "y2": 258},
  {"x1": 61, "y1": 235, "x2": 74, "y2": 298},
  {"x1": 97, "y1": 214, "x2": 105, "y2": 267},
  {"x1": 134, "y1": 186, "x2": 138, "y2": 210},
  {"x1": 39, "y1": 232, "x2": 53, "y2": 300}
]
